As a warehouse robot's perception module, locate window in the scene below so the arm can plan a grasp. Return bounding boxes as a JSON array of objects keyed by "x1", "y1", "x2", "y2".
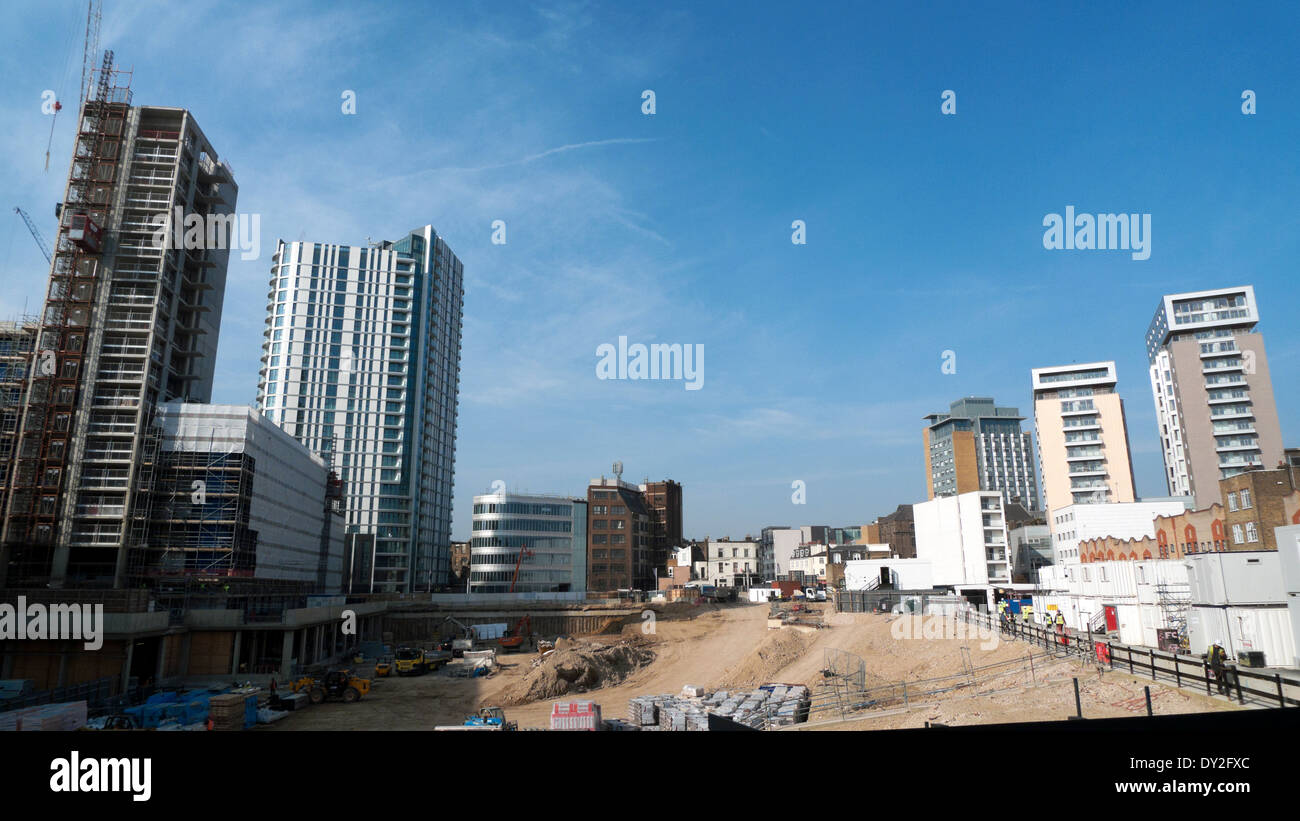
[
  {"x1": 1239, "y1": 488, "x2": 1252, "y2": 509},
  {"x1": 1245, "y1": 522, "x2": 1258, "y2": 543},
  {"x1": 1226, "y1": 492, "x2": 1238, "y2": 512},
  {"x1": 1231, "y1": 524, "x2": 1244, "y2": 545}
]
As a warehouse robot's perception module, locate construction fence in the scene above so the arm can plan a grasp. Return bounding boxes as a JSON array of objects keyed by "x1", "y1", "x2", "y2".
[
  {"x1": 793, "y1": 646, "x2": 1063, "y2": 728},
  {"x1": 955, "y1": 606, "x2": 1300, "y2": 710}
]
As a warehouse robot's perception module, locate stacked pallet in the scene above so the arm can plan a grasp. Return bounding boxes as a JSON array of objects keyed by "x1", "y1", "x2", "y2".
[
  {"x1": 625, "y1": 683, "x2": 811, "y2": 731},
  {"x1": 706, "y1": 684, "x2": 809, "y2": 728},
  {"x1": 206, "y1": 694, "x2": 247, "y2": 731},
  {"x1": 627, "y1": 694, "x2": 665, "y2": 727},
  {"x1": 0, "y1": 700, "x2": 88, "y2": 731}
]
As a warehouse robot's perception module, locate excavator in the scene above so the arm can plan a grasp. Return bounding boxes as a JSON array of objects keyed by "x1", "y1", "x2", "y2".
[
  {"x1": 498, "y1": 547, "x2": 537, "y2": 653},
  {"x1": 499, "y1": 615, "x2": 534, "y2": 653}
]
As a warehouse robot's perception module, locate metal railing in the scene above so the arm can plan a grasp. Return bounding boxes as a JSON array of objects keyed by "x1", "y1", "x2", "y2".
[{"x1": 957, "y1": 607, "x2": 1300, "y2": 710}]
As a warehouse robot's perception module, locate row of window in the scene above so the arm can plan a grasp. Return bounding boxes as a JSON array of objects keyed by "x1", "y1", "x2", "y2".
[{"x1": 1226, "y1": 489, "x2": 1253, "y2": 511}]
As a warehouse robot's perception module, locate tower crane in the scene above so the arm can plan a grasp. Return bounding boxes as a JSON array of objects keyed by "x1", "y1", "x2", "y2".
[
  {"x1": 13, "y1": 207, "x2": 53, "y2": 263},
  {"x1": 45, "y1": 1, "x2": 101, "y2": 171}
]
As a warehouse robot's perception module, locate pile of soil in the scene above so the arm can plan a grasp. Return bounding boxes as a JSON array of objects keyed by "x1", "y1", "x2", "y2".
[
  {"x1": 496, "y1": 637, "x2": 656, "y2": 705},
  {"x1": 720, "y1": 628, "x2": 813, "y2": 688}
]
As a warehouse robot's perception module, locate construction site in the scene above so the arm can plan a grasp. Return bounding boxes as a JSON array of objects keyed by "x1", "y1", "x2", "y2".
[
  {"x1": 223, "y1": 595, "x2": 1278, "y2": 731},
  {"x1": 7, "y1": 589, "x2": 1279, "y2": 732}
]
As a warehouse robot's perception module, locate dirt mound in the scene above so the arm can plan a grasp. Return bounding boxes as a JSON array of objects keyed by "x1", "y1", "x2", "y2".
[
  {"x1": 720, "y1": 628, "x2": 813, "y2": 688},
  {"x1": 495, "y1": 638, "x2": 656, "y2": 705}
]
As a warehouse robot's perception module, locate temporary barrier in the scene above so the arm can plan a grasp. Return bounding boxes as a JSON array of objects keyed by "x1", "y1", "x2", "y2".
[{"x1": 550, "y1": 700, "x2": 602, "y2": 731}]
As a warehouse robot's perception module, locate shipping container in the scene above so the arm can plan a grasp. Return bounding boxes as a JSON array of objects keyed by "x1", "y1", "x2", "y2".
[{"x1": 1188, "y1": 605, "x2": 1297, "y2": 667}]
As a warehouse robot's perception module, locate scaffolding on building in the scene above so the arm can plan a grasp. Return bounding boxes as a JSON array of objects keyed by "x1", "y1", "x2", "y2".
[
  {"x1": 135, "y1": 434, "x2": 257, "y2": 584},
  {"x1": 3, "y1": 53, "x2": 132, "y2": 584},
  {"x1": 0, "y1": 319, "x2": 39, "y2": 535},
  {"x1": 1155, "y1": 581, "x2": 1192, "y2": 650}
]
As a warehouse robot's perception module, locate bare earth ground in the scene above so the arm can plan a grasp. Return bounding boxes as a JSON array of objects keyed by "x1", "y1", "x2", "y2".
[{"x1": 267, "y1": 602, "x2": 1238, "y2": 731}]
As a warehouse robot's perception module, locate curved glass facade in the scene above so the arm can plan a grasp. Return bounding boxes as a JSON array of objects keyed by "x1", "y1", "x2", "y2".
[{"x1": 469, "y1": 492, "x2": 586, "y2": 592}]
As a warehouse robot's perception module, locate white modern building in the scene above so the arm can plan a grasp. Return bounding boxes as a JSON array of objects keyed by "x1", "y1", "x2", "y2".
[
  {"x1": 1049, "y1": 498, "x2": 1193, "y2": 564},
  {"x1": 1146, "y1": 285, "x2": 1286, "y2": 508},
  {"x1": 469, "y1": 491, "x2": 587, "y2": 593},
  {"x1": 256, "y1": 227, "x2": 464, "y2": 593},
  {"x1": 913, "y1": 490, "x2": 1012, "y2": 592},
  {"x1": 150, "y1": 403, "x2": 345, "y2": 589}
]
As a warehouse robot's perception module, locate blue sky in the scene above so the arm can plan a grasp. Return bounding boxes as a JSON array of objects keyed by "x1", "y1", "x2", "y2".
[{"x1": 2, "y1": 1, "x2": 1297, "y2": 542}]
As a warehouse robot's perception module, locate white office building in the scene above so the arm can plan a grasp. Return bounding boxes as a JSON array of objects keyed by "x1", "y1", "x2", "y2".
[
  {"x1": 469, "y1": 491, "x2": 587, "y2": 593},
  {"x1": 913, "y1": 490, "x2": 1012, "y2": 590},
  {"x1": 256, "y1": 227, "x2": 464, "y2": 593}
]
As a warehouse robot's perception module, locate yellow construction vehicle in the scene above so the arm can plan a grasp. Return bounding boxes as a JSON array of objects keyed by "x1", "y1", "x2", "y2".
[
  {"x1": 289, "y1": 669, "x2": 371, "y2": 704},
  {"x1": 393, "y1": 646, "x2": 427, "y2": 676}
]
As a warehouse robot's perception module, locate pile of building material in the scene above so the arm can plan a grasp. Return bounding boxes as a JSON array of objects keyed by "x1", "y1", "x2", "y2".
[
  {"x1": 0, "y1": 700, "x2": 87, "y2": 731},
  {"x1": 708, "y1": 684, "x2": 810, "y2": 728},
  {"x1": 550, "y1": 700, "x2": 602, "y2": 731},
  {"x1": 447, "y1": 649, "x2": 497, "y2": 678},
  {"x1": 207, "y1": 693, "x2": 257, "y2": 731},
  {"x1": 626, "y1": 683, "x2": 811, "y2": 731},
  {"x1": 766, "y1": 604, "x2": 826, "y2": 630}
]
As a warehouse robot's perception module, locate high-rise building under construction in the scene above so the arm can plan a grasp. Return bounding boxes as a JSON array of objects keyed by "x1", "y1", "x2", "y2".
[{"x1": 0, "y1": 54, "x2": 239, "y2": 587}]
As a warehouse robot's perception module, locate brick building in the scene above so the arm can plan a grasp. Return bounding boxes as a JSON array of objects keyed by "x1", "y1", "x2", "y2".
[
  {"x1": 640, "y1": 479, "x2": 682, "y2": 574},
  {"x1": 586, "y1": 476, "x2": 652, "y2": 591},
  {"x1": 865, "y1": 504, "x2": 916, "y2": 558},
  {"x1": 1077, "y1": 467, "x2": 1300, "y2": 562}
]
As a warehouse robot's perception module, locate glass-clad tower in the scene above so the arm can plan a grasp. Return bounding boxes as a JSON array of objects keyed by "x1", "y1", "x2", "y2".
[{"x1": 256, "y1": 226, "x2": 463, "y2": 593}]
